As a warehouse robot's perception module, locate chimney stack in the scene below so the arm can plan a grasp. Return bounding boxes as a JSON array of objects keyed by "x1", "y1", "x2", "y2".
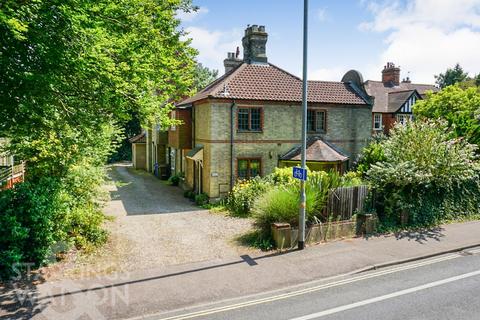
[
  {"x1": 242, "y1": 25, "x2": 268, "y2": 64},
  {"x1": 382, "y1": 62, "x2": 401, "y2": 86},
  {"x1": 223, "y1": 49, "x2": 242, "y2": 74}
]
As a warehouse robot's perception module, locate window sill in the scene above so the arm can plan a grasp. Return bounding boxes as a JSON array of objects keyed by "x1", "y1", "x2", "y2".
[{"x1": 237, "y1": 130, "x2": 263, "y2": 133}]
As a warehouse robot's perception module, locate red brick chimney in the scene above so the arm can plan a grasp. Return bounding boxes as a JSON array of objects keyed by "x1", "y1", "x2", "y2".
[{"x1": 382, "y1": 62, "x2": 400, "y2": 86}]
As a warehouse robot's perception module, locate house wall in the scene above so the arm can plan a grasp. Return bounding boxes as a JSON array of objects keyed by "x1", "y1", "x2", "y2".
[
  {"x1": 192, "y1": 100, "x2": 372, "y2": 199},
  {"x1": 133, "y1": 143, "x2": 147, "y2": 170},
  {"x1": 382, "y1": 113, "x2": 397, "y2": 134}
]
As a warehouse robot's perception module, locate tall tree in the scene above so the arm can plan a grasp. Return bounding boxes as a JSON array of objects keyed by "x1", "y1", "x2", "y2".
[
  {"x1": 0, "y1": 0, "x2": 198, "y2": 179},
  {"x1": 193, "y1": 63, "x2": 219, "y2": 92},
  {"x1": 414, "y1": 86, "x2": 480, "y2": 146},
  {"x1": 435, "y1": 63, "x2": 469, "y2": 89},
  {"x1": 0, "y1": 0, "x2": 199, "y2": 275}
]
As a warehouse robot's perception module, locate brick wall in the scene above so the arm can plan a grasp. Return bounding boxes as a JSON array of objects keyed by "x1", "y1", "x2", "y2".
[{"x1": 191, "y1": 100, "x2": 372, "y2": 198}]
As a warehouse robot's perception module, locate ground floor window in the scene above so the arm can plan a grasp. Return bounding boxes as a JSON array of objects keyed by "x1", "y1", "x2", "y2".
[
  {"x1": 373, "y1": 113, "x2": 382, "y2": 130},
  {"x1": 395, "y1": 113, "x2": 413, "y2": 126},
  {"x1": 237, "y1": 158, "x2": 261, "y2": 179}
]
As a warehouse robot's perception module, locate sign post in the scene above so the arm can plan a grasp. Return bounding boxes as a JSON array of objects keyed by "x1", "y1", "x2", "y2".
[{"x1": 298, "y1": 0, "x2": 309, "y2": 250}]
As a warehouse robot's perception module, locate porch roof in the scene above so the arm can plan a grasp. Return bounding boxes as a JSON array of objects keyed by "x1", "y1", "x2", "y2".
[{"x1": 280, "y1": 137, "x2": 349, "y2": 163}]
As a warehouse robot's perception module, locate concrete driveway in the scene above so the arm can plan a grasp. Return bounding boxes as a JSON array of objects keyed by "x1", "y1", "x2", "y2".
[{"x1": 45, "y1": 163, "x2": 255, "y2": 279}]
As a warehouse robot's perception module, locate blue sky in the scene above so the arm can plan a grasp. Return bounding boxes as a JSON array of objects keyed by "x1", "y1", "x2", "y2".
[{"x1": 178, "y1": 0, "x2": 480, "y2": 83}]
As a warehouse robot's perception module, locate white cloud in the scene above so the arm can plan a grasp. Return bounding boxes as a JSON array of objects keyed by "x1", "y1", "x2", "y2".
[
  {"x1": 184, "y1": 26, "x2": 242, "y2": 73},
  {"x1": 317, "y1": 7, "x2": 328, "y2": 22},
  {"x1": 360, "y1": 0, "x2": 480, "y2": 83},
  {"x1": 310, "y1": 66, "x2": 348, "y2": 81},
  {"x1": 176, "y1": 7, "x2": 209, "y2": 22}
]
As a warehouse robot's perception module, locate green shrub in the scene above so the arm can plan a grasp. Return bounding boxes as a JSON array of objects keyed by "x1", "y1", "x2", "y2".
[
  {"x1": 0, "y1": 165, "x2": 109, "y2": 279},
  {"x1": 194, "y1": 193, "x2": 209, "y2": 206},
  {"x1": 367, "y1": 120, "x2": 480, "y2": 227},
  {"x1": 356, "y1": 136, "x2": 387, "y2": 176},
  {"x1": 225, "y1": 177, "x2": 269, "y2": 216},
  {"x1": 167, "y1": 173, "x2": 182, "y2": 186},
  {"x1": 184, "y1": 190, "x2": 195, "y2": 200},
  {"x1": 252, "y1": 183, "x2": 325, "y2": 234},
  {"x1": 0, "y1": 178, "x2": 63, "y2": 279}
]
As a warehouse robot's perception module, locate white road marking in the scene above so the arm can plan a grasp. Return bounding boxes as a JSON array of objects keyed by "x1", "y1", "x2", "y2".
[
  {"x1": 148, "y1": 254, "x2": 460, "y2": 320},
  {"x1": 290, "y1": 269, "x2": 480, "y2": 320}
]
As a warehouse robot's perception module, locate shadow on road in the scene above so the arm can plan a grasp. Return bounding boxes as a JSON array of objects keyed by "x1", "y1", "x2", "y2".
[{"x1": 0, "y1": 280, "x2": 47, "y2": 320}]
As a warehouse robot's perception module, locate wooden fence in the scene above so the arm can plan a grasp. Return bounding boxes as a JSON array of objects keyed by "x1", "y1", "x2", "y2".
[{"x1": 323, "y1": 185, "x2": 369, "y2": 220}]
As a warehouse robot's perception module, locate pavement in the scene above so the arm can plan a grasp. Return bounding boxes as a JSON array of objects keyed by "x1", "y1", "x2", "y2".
[
  {"x1": 158, "y1": 247, "x2": 480, "y2": 320},
  {"x1": 1, "y1": 220, "x2": 480, "y2": 320}
]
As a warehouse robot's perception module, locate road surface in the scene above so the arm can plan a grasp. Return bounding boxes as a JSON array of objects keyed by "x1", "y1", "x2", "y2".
[{"x1": 153, "y1": 247, "x2": 480, "y2": 320}]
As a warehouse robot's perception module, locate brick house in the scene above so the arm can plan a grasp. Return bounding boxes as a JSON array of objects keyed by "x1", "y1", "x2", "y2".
[
  {"x1": 163, "y1": 25, "x2": 373, "y2": 199},
  {"x1": 365, "y1": 62, "x2": 438, "y2": 134}
]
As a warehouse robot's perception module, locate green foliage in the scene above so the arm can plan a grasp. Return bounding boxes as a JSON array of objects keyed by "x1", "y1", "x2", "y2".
[
  {"x1": 252, "y1": 183, "x2": 324, "y2": 234},
  {"x1": 435, "y1": 63, "x2": 469, "y2": 88},
  {"x1": 414, "y1": 85, "x2": 480, "y2": 146},
  {"x1": 367, "y1": 120, "x2": 480, "y2": 227},
  {"x1": 194, "y1": 193, "x2": 209, "y2": 206},
  {"x1": 1, "y1": 0, "x2": 196, "y2": 275},
  {"x1": 184, "y1": 190, "x2": 195, "y2": 200},
  {"x1": 356, "y1": 136, "x2": 387, "y2": 176},
  {"x1": 235, "y1": 230, "x2": 275, "y2": 251},
  {"x1": 225, "y1": 177, "x2": 269, "y2": 216},
  {"x1": 167, "y1": 173, "x2": 183, "y2": 186},
  {"x1": 193, "y1": 63, "x2": 219, "y2": 92},
  {"x1": 0, "y1": 179, "x2": 62, "y2": 279}
]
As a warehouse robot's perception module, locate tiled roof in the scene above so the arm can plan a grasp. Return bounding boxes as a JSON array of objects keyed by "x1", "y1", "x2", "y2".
[
  {"x1": 178, "y1": 63, "x2": 369, "y2": 106},
  {"x1": 281, "y1": 137, "x2": 349, "y2": 162},
  {"x1": 387, "y1": 90, "x2": 417, "y2": 113},
  {"x1": 365, "y1": 80, "x2": 438, "y2": 113},
  {"x1": 129, "y1": 132, "x2": 146, "y2": 143}
]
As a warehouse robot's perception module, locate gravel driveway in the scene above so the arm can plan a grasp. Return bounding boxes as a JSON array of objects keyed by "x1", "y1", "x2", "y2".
[{"x1": 46, "y1": 163, "x2": 255, "y2": 279}]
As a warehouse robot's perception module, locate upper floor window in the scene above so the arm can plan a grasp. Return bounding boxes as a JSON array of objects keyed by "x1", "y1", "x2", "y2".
[
  {"x1": 237, "y1": 158, "x2": 261, "y2": 179},
  {"x1": 373, "y1": 113, "x2": 382, "y2": 130},
  {"x1": 307, "y1": 110, "x2": 326, "y2": 133},
  {"x1": 238, "y1": 108, "x2": 262, "y2": 131}
]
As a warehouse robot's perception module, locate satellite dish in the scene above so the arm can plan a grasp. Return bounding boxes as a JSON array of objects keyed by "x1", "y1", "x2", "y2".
[{"x1": 341, "y1": 70, "x2": 365, "y2": 89}]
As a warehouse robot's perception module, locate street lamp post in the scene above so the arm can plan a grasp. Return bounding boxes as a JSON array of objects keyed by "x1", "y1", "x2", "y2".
[{"x1": 298, "y1": 0, "x2": 309, "y2": 250}]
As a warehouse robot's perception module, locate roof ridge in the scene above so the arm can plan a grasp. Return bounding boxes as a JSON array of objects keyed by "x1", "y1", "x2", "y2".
[
  {"x1": 309, "y1": 80, "x2": 345, "y2": 84},
  {"x1": 365, "y1": 79, "x2": 436, "y2": 87},
  {"x1": 202, "y1": 62, "x2": 246, "y2": 94},
  {"x1": 388, "y1": 89, "x2": 416, "y2": 94},
  {"x1": 267, "y1": 63, "x2": 302, "y2": 82}
]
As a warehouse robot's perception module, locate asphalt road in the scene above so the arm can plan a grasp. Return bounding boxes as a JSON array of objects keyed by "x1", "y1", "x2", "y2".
[{"x1": 153, "y1": 247, "x2": 480, "y2": 320}]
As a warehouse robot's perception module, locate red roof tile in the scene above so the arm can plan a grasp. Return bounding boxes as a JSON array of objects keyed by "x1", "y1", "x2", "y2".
[{"x1": 179, "y1": 63, "x2": 369, "y2": 106}]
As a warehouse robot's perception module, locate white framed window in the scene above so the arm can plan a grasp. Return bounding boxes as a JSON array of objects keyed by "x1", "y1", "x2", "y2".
[
  {"x1": 373, "y1": 113, "x2": 382, "y2": 130},
  {"x1": 396, "y1": 114, "x2": 413, "y2": 125}
]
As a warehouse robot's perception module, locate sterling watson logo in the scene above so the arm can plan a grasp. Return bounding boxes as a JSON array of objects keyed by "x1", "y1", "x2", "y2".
[{"x1": 8, "y1": 243, "x2": 130, "y2": 320}]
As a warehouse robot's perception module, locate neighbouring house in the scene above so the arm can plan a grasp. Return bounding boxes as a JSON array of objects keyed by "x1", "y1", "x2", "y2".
[
  {"x1": 165, "y1": 25, "x2": 373, "y2": 199},
  {"x1": 0, "y1": 139, "x2": 25, "y2": 190},
  {"x1": 130, "y1": 132, "x2": 147, "y2": 170},
  {"x1": 365, "y1": 62, "x2": 438, "y2": 134}
]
